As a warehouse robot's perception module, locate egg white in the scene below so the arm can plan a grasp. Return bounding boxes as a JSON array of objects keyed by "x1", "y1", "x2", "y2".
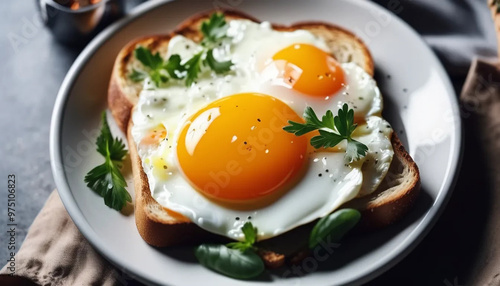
[{"x1": 131, "y1": 19, "x2": 393, "y2": 241}]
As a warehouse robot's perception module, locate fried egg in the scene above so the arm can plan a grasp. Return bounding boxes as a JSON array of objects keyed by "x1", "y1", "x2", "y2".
[{"x1": 131, "y1": 19, "x2": 393, "y2": 241}]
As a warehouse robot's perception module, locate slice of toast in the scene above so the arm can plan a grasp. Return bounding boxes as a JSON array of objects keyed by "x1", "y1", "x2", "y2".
[{"x1": 108, "y1": 10, "x2": 420, "y2": 268}]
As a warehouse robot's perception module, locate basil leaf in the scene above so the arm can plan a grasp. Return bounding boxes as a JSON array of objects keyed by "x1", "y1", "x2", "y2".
[
  {"x1": 195, "y1": 244, "x2": 264, "y2": 279},
  {"x1": 309, "y1": 208, "x2": 361, "y2": 249}
]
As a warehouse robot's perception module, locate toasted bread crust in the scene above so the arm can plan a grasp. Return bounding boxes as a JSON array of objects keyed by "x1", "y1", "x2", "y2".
[
  {"x1": 344, "y1": 132, "x2": 421, "y2": 229},
  {"x1": 108, "y1": 9, "x2": 420, "y2": 267},
  {"x1": 128, "y1": 120, "x2": 226, "y2": 246}
]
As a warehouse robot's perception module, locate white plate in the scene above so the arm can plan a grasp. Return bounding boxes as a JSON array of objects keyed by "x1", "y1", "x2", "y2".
[{"x1": 50, "y1": 0, "x2": 461, "y2": 285}]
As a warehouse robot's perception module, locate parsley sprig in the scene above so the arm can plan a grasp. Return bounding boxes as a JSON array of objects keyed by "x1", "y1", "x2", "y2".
[
  {"x1": 84, "y1": 112, "x2": 131, "y2": 211},
  {"x1": 129, "y1": 13, "x2": 233, "y2": 87},
  {"x1": 284, "y1": 104, "x2": 369, "y2": 162},
  {"x1": 201, "y1": 13, "x2": 229, "y2": 45},
  {"x1": 226, "y1": 222, "x2": 258, "y2": 251}
]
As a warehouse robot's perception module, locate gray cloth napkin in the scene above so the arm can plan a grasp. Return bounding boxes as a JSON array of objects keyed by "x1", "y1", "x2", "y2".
[{"x1": 373, "y1": 0, "x2": 497, "y2": 86}]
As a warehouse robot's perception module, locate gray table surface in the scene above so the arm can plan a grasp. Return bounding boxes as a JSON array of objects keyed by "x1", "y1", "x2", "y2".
[{"x1": 0, "y1": 1, "x2": 495, "y2": 285}]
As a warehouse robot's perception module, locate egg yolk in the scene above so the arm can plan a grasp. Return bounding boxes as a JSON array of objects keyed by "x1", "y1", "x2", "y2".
[
  {"x1": 272, "y1": 44, "x2": 345, "y2": 97},
  {"x1": 177, "y1": 93, "x2": 308, "y2": 203}
]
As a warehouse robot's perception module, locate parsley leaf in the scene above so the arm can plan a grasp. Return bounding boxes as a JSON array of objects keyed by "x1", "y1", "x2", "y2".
[
  {"x1": 205, "y1": 49, "x2": 232, "y2": 74},
  {"x1": 129, "y1": 13, "x2": 233, "y2": 87},
  {"x1": 201, "y1": 13, "x2": 228, "y2": 45},
  {"x1": 164, "y1": 54, "x2": 184, "y2": 79},
  {"x1": 84, "y1": 112, "x2": 131, "y2": 211},
  {"x1": 135, "y1": 46, "x2": 163, "y2": 70},
  {"x1": 131, "y1": 46, "x2": 170, "y2": 87},
  {"x1": 226, "y1": 222, "x2": 258, "y2": 252},
  {"x1": 129, "y1": 69, "x2": 147, "y2": 82},
  {"x1": 310, "y1": 130, "x2": 344, "y2": 149},
  {"x1": 184, "y1": 52, "x2": 203, "y2": 87},
  {"x1": 284, "y1": 104, "x2": 369, "y2": 162}
]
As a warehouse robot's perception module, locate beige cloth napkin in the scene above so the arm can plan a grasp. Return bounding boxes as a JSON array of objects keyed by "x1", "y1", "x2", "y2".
[
  {"x1": 2, "y1": 59, "x2": 500, "y2": 285},
  {"x1": 0, "y1": 191, "x2": 122, "y2": 286}
]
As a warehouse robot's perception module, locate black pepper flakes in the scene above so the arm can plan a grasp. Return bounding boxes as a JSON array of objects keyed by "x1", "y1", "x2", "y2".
[
  {"x1": 257, "y1": 118, "x2": 261, "y2": 122},
  {"x1": 318, "y1": 173, "x2": 322, "y2": 177},
  {"x1": 235, "y1": 217, "x2": 240, "y2": 221},
  {"x1": 247, "y1": 216, "x2": 252, "y2": 220}
]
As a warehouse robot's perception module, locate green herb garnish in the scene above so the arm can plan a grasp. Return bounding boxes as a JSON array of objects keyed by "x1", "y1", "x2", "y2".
[
  {"x1": 131, "y1": 47, "x2": 172, "y2": 86},
  {"x1": 84, "y1": 112, "x2": 131, "y2": 211},
  {"x1": 129, "y1": 13, "x2": 233, "y2": 87},
  {"x1": 199, "y1": 13, "x2": 233, "y2": 74},
  {"x1": 201, "y1": 13, "x2": 229, "y2": 45},
  {"x1": 205, "y1": 49, "x2": 232, "y2": 74},
  {"x1": 226, "y1": 222, "x2": 258, "y2": 251},
  {"x1": 195, "y1": 222, "x2": 264, "y2": 279},
  {"x1": 194, "y1": 244, "x2": 264, "y2": 280},
  {"x1": 129, "y1": 68, "x2": 147, "y2": 82},
  {"x1": 184, "y1": 52, "x2": 203, "y2": 87},
  {"x1": 284, "y1": 103, "x2": 369, "y2": 162},
  {"x1": 309, "y1": 209, "x2": 361, "y2": 249}
]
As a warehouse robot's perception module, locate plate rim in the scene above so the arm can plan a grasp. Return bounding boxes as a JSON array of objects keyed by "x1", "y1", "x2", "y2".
[{"x1": 50, "y1": 0, "x2": 463, "y2": 285}]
